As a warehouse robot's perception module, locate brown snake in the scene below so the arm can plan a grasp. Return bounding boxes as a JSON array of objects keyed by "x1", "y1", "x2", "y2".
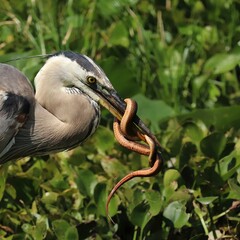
[{"x1": 106, "y1": 98, "x2": 162, "y2": 217}]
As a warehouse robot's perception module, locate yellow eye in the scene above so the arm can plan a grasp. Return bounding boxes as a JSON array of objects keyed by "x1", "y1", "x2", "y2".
[{"x1": 87, "y1": 76, "x2": 97, "y2": 84}]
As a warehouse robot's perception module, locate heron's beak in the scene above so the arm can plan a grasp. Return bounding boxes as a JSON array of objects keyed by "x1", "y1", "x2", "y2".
[
  {"x1": 99, "y1": 90, "x2": 125, "y2": 121},
  {"x1": 98, "y1": 89, "x2": 161, "y2": 148}
]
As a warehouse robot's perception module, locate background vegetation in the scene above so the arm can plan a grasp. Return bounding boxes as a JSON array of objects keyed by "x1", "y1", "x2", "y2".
[{"x1": 0, "y1": 0, "x2": 240, "y2": 239}]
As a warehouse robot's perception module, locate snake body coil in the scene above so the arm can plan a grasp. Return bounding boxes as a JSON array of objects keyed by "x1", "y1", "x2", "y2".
[{"x1": 106, "y1": 98, "x2": 162, "y2": 217}]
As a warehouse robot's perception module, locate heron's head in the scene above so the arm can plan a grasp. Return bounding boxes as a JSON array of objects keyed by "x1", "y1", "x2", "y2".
[{"x1": 35, "y1": 51, "x2": 152, "y2": 137}]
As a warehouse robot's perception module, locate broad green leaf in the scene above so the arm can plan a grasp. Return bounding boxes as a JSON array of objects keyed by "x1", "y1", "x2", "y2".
[
  {"x1": 228, "y1": 179, "x2": 240, "y2": 200},
  {"x1": 91, "y1": 126, "x2": 115, "y2": 154},
  {"x1": 145, "y1": 190, "x2": 162, "y2": 216},
  {"x1": 5, "y1": 184, "x2": 16, "y2": 200},
  {"x1": 65, "y1": 226, "x2": 79, "y2": 240},
  {"x1": 41, "y1": 192, "x2": 59, "y2": 204},
  {"x1": 94, "y1": 182, "x2": 119, "y2": 217},
  {"x1": 163, "y1": 201, "x2": 190, "y2": 228},
  {"x1": 129, "y1": 203, "x2": 151, "y2": 229},
  {"x1": 200, "y1": 132, "x2": 227, "y2": 160},
  {"x1": 168, "y1": 188, "x2": 191, "y2": 202},
  {"x1": 100, "y1": 57, "x2": 140, "y2": 97},
  {"x1": 178, "y1": 105, "x2": 240, "y2": 132},
  {"x1": 197, "y1": 196, "x2": 218, "y2": 205},
  {"x1": 100, "y1": 157, "x2": 127, "y2": 178},
  {"x1": 133, "y1": 94, "x2": 175, "y2": 132},
  {"x1": 35, "y1": 216, "x2": 48, "y2": 240},
  {"x1": 52, "y1": 219, "x2": 78, "y2": 240},
  {"x1": 191, "y1": 75, "x2": 209, "y2": 104},
  {"x1": 109, "y1": 22, "x2": 129, "y2": 48},
  {"x1": 163, "y1": 169, "x2": 181, "y2": 187},
  {"x1": 76, "y1": 169, "x2": 97, "y2": 197},
  {"x1": 96, "y1": 0, "x2": 125, "y2": 17},
  {"x1": 22, "y1": 217, "x2": 48, "y2": 240},
  {"x1": 183, "y1": 121, "x2": 205, "y2": 143},
  {"x1": 218, "y1": 147, "x2": 240, "y2": 181},
  {"x1": 204, "y1": 51, "x2": 240, "y2": 74},
  {"x1": 163, "y1": 169, "x2": 182, "y2": 202}
]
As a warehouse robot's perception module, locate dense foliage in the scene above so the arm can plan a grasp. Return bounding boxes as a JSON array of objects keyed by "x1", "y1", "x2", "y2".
[{"x1": 0, "y1": 0, "x2": 240, "y2": 239}]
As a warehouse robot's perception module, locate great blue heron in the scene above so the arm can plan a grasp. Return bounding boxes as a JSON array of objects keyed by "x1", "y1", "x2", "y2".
[{"x1": 0, "y1": 51, "x2": 154, "y2": 164}]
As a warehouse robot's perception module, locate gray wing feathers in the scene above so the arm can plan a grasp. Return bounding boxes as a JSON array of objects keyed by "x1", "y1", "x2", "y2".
[{"x1": 0, "y1": 64, "x2": 34, "y2": 159}]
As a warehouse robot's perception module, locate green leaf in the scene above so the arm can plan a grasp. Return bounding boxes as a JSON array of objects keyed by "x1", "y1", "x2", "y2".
[
  {"x1": 94, "y1": 182, "x2": 119, "y2": 217},
  {"x1": 218, "y1": 145, "x2": 240, "y2": 181},
  {"x1": 129, "y1": 203, "x2": 151, "y2": 229},
  {"x1": 92, "y1": 126, "x2": 115, "y2": 154},
  {"x1": 145, "y1": 190, "x2": 162, "y2": 216},
  {"x1": 100, "y1": 157, "x2": 127, "y2": 178},
  {"x1": 52, "y1": 219, "x2": 78, "y2": 240},
  {"x1": 76, "y1": 169, "x2": 97, "y2": 197},
  {"x1": 163, "y1": 169, "x2": 182, "y2": 202},
  {"x1": 163, "y1": 169, "x2": 181, "y2": 187},
  {"x1": 204, "y1": 50, "x2": 240, "y2": 74},
  {"x1": 228, "y1": 179, "x2": 240, "y2": 200},
  {"x1": 65, "y1": 226, "x2": 79, "y2": 240},
  {"x1": 178, "y1": 105, "x2": 240, "y2": 132},
  {"x1": 133, "y1": 94, "x2": 175, "y2": 132},
  {"x1": 41, "y1": 192, "x2": 59, "y2": 204},
  {"x1": 183, "y1": 121, "x2": 205, "y2": 143},
  {"x1": 35, "y1": 216, "x2": 48, "y2": 240},
  {"x1": 109, "y1": 22, "x2": 129, "y2": 48},
  {"x1": 22, "y1": 216, "x2": 48, "y2": 240},
  {"x1": 196, "y1": 196, "x2": 218, "y2": 205},
  {"x1": 100, "y1": 57, "x2": 140, "y2": 97},
  {"x1": 163, "y1": 201, "x2": 190, "y2": 228},
  {"x1": 200, "y1": 132, "x2": 227, "y2": 160},
  {"x1": 0, "y1": 164, "x2": 9, "y2": 201}
]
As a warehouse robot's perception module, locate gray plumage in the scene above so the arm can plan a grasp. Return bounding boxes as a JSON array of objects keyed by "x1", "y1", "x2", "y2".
[{"x1": 0, "y1": 52, "x2": 113, "y2": 163}]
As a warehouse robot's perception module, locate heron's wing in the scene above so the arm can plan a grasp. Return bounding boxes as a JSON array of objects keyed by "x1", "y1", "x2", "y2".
[
  {"x1": 0, "y1": 91, "x2": 30, "y2": 158},
  {"x1": 0, "y1": 64, "x2": 34, "y2": 159}
]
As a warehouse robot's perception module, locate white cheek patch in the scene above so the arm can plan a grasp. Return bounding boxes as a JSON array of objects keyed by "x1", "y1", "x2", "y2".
[{"x1": 35, "y1": 54, "x2": 106, "y2": 103}]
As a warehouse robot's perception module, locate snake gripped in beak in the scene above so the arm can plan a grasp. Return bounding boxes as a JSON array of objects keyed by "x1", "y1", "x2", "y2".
[{"x1": 99, "y1": 90, "x2": 162, "y2": 149}]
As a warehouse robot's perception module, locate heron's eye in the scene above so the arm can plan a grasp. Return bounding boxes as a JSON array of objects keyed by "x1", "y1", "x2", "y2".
[{"x1": 87, "y1": 76, "x2": 97, "y2": 84}]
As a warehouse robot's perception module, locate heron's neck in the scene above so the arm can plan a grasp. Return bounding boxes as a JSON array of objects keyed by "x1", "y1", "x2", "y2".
[
  {"x1": 1, "y1": 95, "x2": 100, "y2": 163},
  {"x1": 30, "y1": 99, "x2": 100, "y2": 152}
]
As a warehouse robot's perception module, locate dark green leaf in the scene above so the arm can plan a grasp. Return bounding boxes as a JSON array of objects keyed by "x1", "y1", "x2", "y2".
[
  {"x1": 130, "y1": 203, "x2": 151, "y2": 228},
  {"x1": 200, "y1": 132, "x2": 226, "y2": 160},
  {"x1": 0, "y1": 164, "x2": 9, "y2": 201}
]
